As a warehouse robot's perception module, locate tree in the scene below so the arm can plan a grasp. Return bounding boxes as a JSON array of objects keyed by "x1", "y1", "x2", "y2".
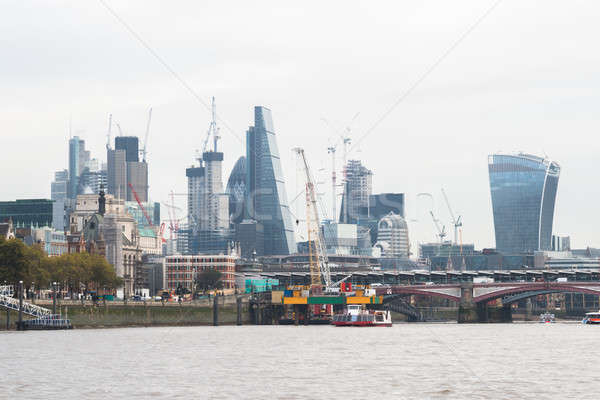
[
  {"x1": 195, "y1": 268, "x2": 223, "y2": 292},
  {"x1": 0, "y1": 237, "x2": 122, "y2": 292}
]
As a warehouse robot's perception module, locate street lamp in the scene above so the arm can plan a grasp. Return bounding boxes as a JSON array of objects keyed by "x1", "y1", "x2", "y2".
[{"x1": 52, "y1": 281, "x2": 57, "y2": 315}]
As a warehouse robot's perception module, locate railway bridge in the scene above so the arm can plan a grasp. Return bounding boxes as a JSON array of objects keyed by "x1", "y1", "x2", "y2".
[{"x1": 375, "y1": 282, "x2": 600, "y2": 322}]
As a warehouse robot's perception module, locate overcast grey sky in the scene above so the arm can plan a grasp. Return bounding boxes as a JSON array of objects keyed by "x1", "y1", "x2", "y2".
[{"x1": 2, "y1": 0, "x2": 599, "y2": 252}]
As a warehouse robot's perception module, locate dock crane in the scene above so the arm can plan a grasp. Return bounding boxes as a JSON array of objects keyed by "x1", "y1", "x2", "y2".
[
  {"x1": 441, "y1": 188, "x2": 462, "y2": 245},
  {"x1": 430, "y1": 211, "x2": 447, "y2": 243},
  {"x1": 294, "y1": 147, "x2": 332, "y2": 290}
]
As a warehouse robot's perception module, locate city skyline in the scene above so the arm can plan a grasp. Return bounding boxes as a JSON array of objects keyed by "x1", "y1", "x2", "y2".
[{"x1": 3, "y1": 1, "x2": 600, "y2": 251}]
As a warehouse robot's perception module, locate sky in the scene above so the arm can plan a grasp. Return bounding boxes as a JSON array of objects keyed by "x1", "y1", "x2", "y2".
[{"x1": 2, "y1": 0, "x2": 600, "y2": 253}]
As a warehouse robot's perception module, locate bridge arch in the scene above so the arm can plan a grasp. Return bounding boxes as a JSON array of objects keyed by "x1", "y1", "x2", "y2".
[{"x1": 474, "y1": 283, "x2": 600, "y2": 304}]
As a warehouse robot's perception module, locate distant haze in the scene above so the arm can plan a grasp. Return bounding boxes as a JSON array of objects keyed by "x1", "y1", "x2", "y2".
[{"x1": 3, "y1": 1, "x2": 599, "y2": 252}]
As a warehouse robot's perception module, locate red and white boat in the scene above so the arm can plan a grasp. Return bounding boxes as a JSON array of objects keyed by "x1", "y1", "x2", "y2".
[
  {"x1": 583, "y1": 311, "x2": 600, "y2": 324},
  {"x1": 331, "y1": 304, "x2": 392, "y2": 327}
]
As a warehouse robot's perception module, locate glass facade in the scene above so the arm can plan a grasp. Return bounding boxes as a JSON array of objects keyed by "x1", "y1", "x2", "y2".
[
  {"x1": 246, "y1": 106, "x2": 296, "y2": 255},
  {"x1": 0, "y1": 199, "x2": 53, "y2": 227},
  {"x1": 488, "y1": 153, "x2": 560, "y2": 253}
]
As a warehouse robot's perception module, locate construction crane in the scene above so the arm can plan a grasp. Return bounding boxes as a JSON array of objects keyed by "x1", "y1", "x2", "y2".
[
  {"x1": 128, "y1": 183, "x2": 153, "y2": 227},
  {"x1": 294, "y1": 147, "x2": 332, "y2": 290},
  {"x1": 106, "y1": 114, "x2": 112, "y2": 150},
  {"x1": 441, "y1": 188, "x2": 462, "y2": 245},
  {"x1": 321, "y1": 113, "x2": 359, "y2": 223},
  {"x1": 141, "y1": 108, "x2": 152, "y2": 162},
  {"x1": 430, "y1": 211, "x2": 446, "y2": 243},
  {"x1": 198, "y1": 97, "x2": 220, "y2": 166},
  {"x1": 162, "y1": 191, "x2": 183, "y2": 240},
  {"x1": 327, "y1": 145, "x2": 336, "y2": 220}
]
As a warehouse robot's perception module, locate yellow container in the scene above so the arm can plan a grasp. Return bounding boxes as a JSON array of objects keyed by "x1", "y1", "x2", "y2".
[
  {"x1": 355, "y1": 290, "x2": 364, "y2": 297},
  {"x1": 284, "y1": 297, "x2": 308, "y2": 305},
  {"x1": 293, "y1": 290, "x2": 301, "y2": 298},
  {"x1": 346, "y1": 296, "x2": 371, "y2": 304},
  {"x1": 271, "y1": 291, "x2": 284, "y2": 304}
]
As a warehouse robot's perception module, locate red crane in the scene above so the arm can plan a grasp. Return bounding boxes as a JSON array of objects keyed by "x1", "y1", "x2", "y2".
[{"x1": 128, "y1": 183, "x2": 153, "y2": 227}]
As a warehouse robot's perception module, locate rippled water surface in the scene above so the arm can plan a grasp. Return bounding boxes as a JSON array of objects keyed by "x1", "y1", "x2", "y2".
[{"x1": 1, "y1": 323, "x2": 598, "y2": 399}]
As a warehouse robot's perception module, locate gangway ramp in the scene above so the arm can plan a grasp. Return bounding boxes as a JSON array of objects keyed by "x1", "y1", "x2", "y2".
[{"x1": 0, "y1": 285, "x2": 53, "y2": 318}]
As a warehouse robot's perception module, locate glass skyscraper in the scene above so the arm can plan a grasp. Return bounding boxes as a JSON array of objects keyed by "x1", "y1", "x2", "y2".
[
  {"x1": 488, "y1": 153, "x2": 560, "y2": 254},
  {"x1": 246, "y1": 106, "x2": 296, "y2": 255}
]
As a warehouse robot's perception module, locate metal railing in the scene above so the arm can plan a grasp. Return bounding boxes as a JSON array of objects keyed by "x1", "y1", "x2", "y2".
[{"x1": 0, "y1": 285, "x2": 53, "y2": 318}]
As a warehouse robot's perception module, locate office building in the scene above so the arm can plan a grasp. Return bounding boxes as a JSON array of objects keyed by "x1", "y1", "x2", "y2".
[
  {"x1": 107, "y1": 148, "x2": 127, "y2": 199},
  {"x1": 164, "y1": 254, "x2": 238, "y2": 292},
  {"x1": 0, "y1": 199, "x2": 53, "y2": 228},
  {"x1": 340, "y1": 160, "x2": 373, "y2": 223},
  {"x1": 107, "y1": 136, "x2": 148, "y2": 201},
  {"x1": 374, "y1": 212, "x2": 410, "y2": 258},
  {"x1": 320, "y1": 221, "x2": 372, "y2": 256},
  {"x1": 51, "y1": 169, "x2": 69, "y2": 231},
  {"x1": 68, "y1": 136, "x2": 90, "y2": 199},
  {"x1": 226, "y1": 156, "x2": 246, "y2": 225},
  {"x1": 488, "y1": 153, "x2": 560, "y2": 253},
  {"x1": 552, "y1": 235, "x2": 571, "y2": 252},
  {"x1": 246, "y1": 106, "x2": 296, "y2": 255},
  {"x1": 115, "y1": 136, "x2": 139, "y2": 162},
  {"x1": 235, "y1": 219, "x2": 264, "y2": 259},
  {"x1": 126, "y1": 161, "x2": 148, "y2": 202},
  {"x1": 186, "y1": 165, "x2": 205, "y2": 230},
  {"x1": 184, "y1": 99, "x2": 231, "y2": 255}
]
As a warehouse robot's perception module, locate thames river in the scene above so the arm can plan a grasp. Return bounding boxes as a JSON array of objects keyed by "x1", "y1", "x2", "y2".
[{"x1": 1, "y1": 323, "x2": 597, "y2": 399}]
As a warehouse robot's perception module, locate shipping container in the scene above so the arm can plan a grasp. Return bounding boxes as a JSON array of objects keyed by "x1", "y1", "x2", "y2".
[
  {"x1": 271, "y1": 291, "x2": 284, "y2": 304},
  {"x1": 283, "y1": 297, "x2": 308, "y2": 305},
  {"x1": 346, "y1": 296, "x2": 371, "y2": 304},
  {"x1": 307, "y1": 296, "x2": 346, "y2": 305}
]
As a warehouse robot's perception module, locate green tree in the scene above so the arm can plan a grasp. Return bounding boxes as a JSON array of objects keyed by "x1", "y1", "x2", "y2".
[{"x1": 195, "y1": 268, "x2": 223, "y2": 292}]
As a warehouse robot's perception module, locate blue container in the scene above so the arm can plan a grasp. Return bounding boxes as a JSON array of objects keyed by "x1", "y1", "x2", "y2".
[{"x1": 284, "y1": 290, "x2": 293, "y2": 297}]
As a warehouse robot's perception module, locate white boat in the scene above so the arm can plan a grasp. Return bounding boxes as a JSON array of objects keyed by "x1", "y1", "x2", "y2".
[
  {"x1": 582, "y1": 311, "x2": 600, "y2": 324},
  {"x1": 539, "y1": 312, "x2": 555, "y2": 323},
  {"x1": 331, "y1": 304, "x2": 392, "y2": 327}
]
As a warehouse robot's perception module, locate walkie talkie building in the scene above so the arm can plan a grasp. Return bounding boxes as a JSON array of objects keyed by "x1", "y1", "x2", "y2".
[{"x1": 488, "y1": 153, "x2": 560, "y2": 254}]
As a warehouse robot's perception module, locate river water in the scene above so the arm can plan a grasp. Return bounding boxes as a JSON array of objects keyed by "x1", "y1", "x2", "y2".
[{"x1": 1, "y1": 323, "x2": 597, "y2": 399}]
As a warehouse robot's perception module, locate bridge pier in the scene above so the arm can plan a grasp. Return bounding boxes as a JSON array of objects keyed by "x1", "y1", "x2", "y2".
[
  {"x1": 457, "y1": 283, "x2": 478, "y2": 323},
  {"x1": 476, "y1": 302, "x2": 513, "y2": 323}
]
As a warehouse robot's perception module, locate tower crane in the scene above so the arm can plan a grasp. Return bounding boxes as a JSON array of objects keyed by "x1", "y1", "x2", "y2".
[
  {"x1": 321, "y1": 113, "x2": 359, "y2": 223},
  {"x1": 106, "y1": 114, "x2": 112, "y2": 150},
  {"x1": 441, "y1": 188, "x2": 462, "y2": 245},
  {"x1": 198, "y1": 97, "x2": 220, "y2": 166},
  {"x1": 141, "y1": 107, "x2": 152, "y2": 162},
  {"x1": 294, "y1": 147, "x2": 332, "y2": 290},
  {"x1": 430, "y1": 211, "x2": 447, "y2": 243},
  {"x1": 327, "y1": 145, "x2": 336, "y2": 221}
]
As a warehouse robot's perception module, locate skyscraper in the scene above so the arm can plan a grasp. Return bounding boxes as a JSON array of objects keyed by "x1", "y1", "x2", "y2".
[
  {"x1": 340, "y1": 159, "x2": 373, "y2": 223},
  {"x1": 51, "y1": 169, "x2": 68, "y2": 231},
  {"x1": 107, "y1": 136, "x2": 148, "y2": 201},
  {"x1": 375, "y1": 212, "x2": 410, "y2": 258},
  {"x1": 184, "y1": 98, "x2": 231, "y2": 254},
  {"x1": 115, "y1": 136, "x2": 139, "y2": 162},
  {"x1": 226, "y1": 156, "x2": 246, "y2": 225},
  {"x1": 68, "y1": 136, "x2": 87, "y2": 199},
  {"x1": 488, "y1": 153, "x2": 560, "y2": 254},
  {"x1": 107, "y1": 148, "x2": 127, "y2": 199},
  {"x1": 126, "y1": 161, "x2": 148, "y2": 202},
  {"x1": 246, "y1": 106, "x2": 296, "y2": 255}
]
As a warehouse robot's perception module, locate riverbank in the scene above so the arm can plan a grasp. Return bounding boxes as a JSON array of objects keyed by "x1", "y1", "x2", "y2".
[{"x1": 1, "y1": 301, "x2": 252, "y2": 330}]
